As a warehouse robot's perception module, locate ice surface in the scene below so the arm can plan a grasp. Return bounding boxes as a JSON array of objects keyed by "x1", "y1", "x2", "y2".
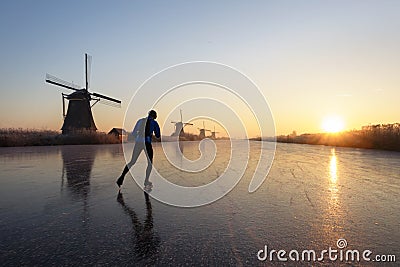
[{"x1": 0, "y1": 142, "x2": 399, "y2": 265}]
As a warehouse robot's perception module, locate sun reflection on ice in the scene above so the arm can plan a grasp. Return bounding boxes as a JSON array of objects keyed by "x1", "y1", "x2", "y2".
[
  {"x1": 320, "y1": 147, "x2": 344, "y2": 242},
  {"x1": 330, "y1": 148, "x2": 338, "y2": 185},
  {"x1": 322, "y1": 147, "x2": 345, "y2": 240},
  {"x1": 329, "y1": 148, "x2": 339, "y2": 200}
]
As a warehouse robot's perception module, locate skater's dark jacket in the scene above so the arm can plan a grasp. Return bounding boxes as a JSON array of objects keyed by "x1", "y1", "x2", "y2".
[{"x1": 132, "y1": 117, "x2": 160, "y2": 144}]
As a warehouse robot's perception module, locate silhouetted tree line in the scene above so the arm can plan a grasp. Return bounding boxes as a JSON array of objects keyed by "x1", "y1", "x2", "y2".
[{"x1": 276, "y1": 123, "x2": 400, "y2": 152}]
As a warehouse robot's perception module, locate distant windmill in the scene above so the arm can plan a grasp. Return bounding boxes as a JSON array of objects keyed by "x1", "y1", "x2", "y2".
[
  {"x1": 210, "y1": 125, "x2": 220, "y2": 139},
  {"x1": 45, "y1": 53, "x2": 121, "y2": 134},
  {"x1": 171, "y1": 109, "x2": 193, "y2": 136},
  {"x1": 198, "y1": 121, "x2": 211, "y2": 139}
]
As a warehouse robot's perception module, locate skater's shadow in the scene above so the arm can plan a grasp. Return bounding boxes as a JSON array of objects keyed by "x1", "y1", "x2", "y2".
[{"x1": 117, "y1": 191, "x2": 160, "y2": 262}]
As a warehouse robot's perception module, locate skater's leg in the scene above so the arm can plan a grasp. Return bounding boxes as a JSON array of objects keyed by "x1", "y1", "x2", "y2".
[
  {"x1": 116, "y1": 165, "x2": 129, "y2": 187},
  {"x1": 117, "y1": 143, "x2": 144, "y2": 187},
  {"x1": 144, "y1": 143, "x2": 154, "y2": 186}
]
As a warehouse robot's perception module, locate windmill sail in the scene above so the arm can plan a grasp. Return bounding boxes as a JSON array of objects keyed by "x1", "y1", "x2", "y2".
[
  {"x1": 91, "y1": 92, "x2": 121, "y2": 108},
  {"x1": 85, "y1": 54, "x2": 92, "y2": 91},
  {"x1": 91, "y1": 92, "x2": 121, "y2": 104},
  {"x1": 46, "y1": 73, "x2": 81, "y2": 91}
]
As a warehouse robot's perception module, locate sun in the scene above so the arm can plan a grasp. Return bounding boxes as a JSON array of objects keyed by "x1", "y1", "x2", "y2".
[{"x1": 322, "y1": 116, "x2": 345, "y2": 133}]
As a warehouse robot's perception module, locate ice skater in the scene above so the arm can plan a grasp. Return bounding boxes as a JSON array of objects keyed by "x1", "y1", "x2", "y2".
[{"x1": 117, "y1": 110, "x2": 160, "y2": 189}]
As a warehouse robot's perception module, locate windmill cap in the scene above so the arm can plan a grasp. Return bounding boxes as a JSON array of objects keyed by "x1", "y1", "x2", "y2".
[{"x1": 148, "y1": 110, "x2": 157, "y2": 118}]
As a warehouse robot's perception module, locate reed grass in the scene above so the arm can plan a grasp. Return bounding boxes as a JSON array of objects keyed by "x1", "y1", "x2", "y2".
[
  {"x1": 0, "y1": 128, "x2": 120, "y2": 147},
  {"x1": 276, "y1": 123, "x2": 400, "y2": 152}
]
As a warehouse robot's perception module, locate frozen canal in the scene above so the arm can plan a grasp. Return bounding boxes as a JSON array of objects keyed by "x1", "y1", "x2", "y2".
[{"x1": 0, "y1": 142, "x2": 399, "y2": 266}]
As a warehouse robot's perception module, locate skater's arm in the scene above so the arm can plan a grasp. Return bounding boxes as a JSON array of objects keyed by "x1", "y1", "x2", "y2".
[
  {"x1": 132, "y1": 119, "x2": 142, "y2": 138},
  {"x1": 153, "y1": 121, "x2": 161, "y2": 139}
]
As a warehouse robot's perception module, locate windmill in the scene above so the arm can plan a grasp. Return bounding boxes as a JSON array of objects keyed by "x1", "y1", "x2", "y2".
[
  {"x1": 198, "y1": 121, "x2": 211, "y2": 139},
  {"x1": 210, "y1": 125, "x2": 220, "y2": 139},
  {"x1": 45, "y1": 53, "x2": 121, "y2": 134},
  {"x1": 171, "y1": 109, "x2": 193, "y2": 137}
]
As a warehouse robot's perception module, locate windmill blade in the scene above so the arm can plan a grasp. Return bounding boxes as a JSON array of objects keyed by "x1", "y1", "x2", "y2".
[
  {"x1": 91, "y1": 93, "x2": 121, "y2": 108},
  {"x1": 46, "y1": 73, "x2": 81, "y2": 91},
  {"x1": 182, "y1": 123, "x2": 193, "y2": 129},
  {"x1": 171, "y1": 121, "x2": 177, "y2": 124},
  {"x1": 91, "y1": 92, "x2": 121, "y2": 104},
  {"x1": 61, "y1": 93, "x2": 66, "y2": 118},
  {"x1": 85, "y1": 53, "x2": 92, "y2": 91},
  {"x1": 98, "y1": 98, "x2": 121, "y2": 108}
]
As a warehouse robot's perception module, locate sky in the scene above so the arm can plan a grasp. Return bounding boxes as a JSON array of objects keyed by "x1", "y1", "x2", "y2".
[{"x1": 0, "y1": 1, "x2": 399, "y2": 137}]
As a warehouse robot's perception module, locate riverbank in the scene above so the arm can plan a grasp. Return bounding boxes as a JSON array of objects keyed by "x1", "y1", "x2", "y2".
[
  {"x1": 0, "y1": 128, "x2": 120, "y2": 147},
  {"x1": 270, "y1": 123, "x2": 400, "y2": 152}
]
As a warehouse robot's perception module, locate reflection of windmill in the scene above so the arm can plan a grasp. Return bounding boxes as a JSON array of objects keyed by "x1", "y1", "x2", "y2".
[
  {"x1": 211, "y1": 125, "x2": 220, "y2": 139},
  {"x1": 60, "y1": 146, "x2": 96, "y2": 253},
  {"x1": 46, "y1": 53, "x2": 121, "y2": 134},
  {"x1": 198, "y1": 121, "x2": 211, "y2": 139},
  {"x1": 171, "y1": 109, "x2": 193, "y2": 136},
  {"x1": 61, "y1": 146, "x2": 96, "y2": 200}
]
